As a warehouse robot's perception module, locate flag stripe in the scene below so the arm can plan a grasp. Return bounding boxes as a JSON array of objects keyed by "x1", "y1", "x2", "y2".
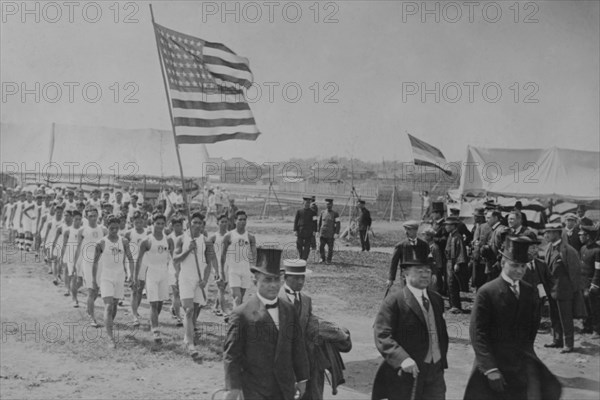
[
  {"x1": 408, "y1": 133, "x2": 451, "y2": 175},
  {"x1": 204, "y1": 42, "x2": 250, "y2": 67},
  {"x1": 203, "y1": 55, "x2": 251, "y2": 74},
  {"x1": 176, "y1": 131, "x2": 260, "y2": 144},
  {"x1": 173, "y1": 108, "x2": 254, "y2": 120},
  {"x1": 172, "y1": 98, "x2": 250, "y2": 111},
  {"x1": 173, "y1": 116, "x2": 256, "y2": 128},
  {"x1": 175, "y1": 124, "x2": 259, "y2": 136}
]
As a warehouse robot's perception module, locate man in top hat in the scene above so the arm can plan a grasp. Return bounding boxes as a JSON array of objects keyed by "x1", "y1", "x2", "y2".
[
  {"x1": 294, "y1": 196, "x2": 318, "y2": 260},
  {"x1": 576, "y1": 204, "x2": 593, "y2": 227},
  {"x1": 445, "y1": 216, "x2": 469, "y2": 313},
  {"x1": 542, "y1": 223, "x2": 584, "y2": 353},
  {"x1": 372, "y1": 245, "x2": 449, "y2": 400},
  {"x1": 577, "y1": 224, "x2": 600, "y2": 336},
  {"x1": 357, "y1": 200, "x2": 372, "y2": 252},
  {"x1": 449, "y1": 207, "x2": 473, "y2": 246},
  {"x1": 224, "y1": 247, "x2": 310, "y2": 400},
  {"x1": 562, "y1": 213, "x2": 583, "y2": 252},
  {"x1": 464, "y1": 236, "x2": 562, "y2": 400},
  {"x1": 387, "y1": 220, "x2": 430, "y2": 292},
  {"x1": 471, "y1": 207, "x2": 492, "y2": 290},
  {"x1": 278, "y1": 259, "x2": 320, "y2": 400},
  {"x1": 430, "y1": 201, "x2": 448, "y2": 295},
  {"x1": 317, "y1": 198, "x2": 340, "y2": 264}
]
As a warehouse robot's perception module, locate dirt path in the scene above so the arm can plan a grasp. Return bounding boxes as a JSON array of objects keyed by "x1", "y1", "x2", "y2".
[{"x1": 1, "y1": 226, "x2": 599, "y2": 400}]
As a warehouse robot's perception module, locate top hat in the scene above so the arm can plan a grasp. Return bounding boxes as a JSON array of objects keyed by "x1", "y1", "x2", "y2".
[
  {"x1": 358, "y1": 200, "x2": 366, "y2": 205},
  {"x1": 282, "y1": 259, "x2": 312, "y2": 275},
  {"x1": 251, "y1": 247, "x2": 283, "y2": 277},
  {"x1": 325, "y1": 198, "x2": 334, "y2": 204},
  {"x1": 402, "y1": 220, "x2": 420, "y2": 230},
  {"x1": 400, "y1": 245, "x2": 430, "y2": 269},
  {"x1": 449, "y1": 207, "x2": 460, "y2": 215},
  {"x1": 444, "y1": 216, "x2": 460, "y2": 225},
  {"x1": 431, "y1": 202, "x2": 444, "y2": 213},
  {"x1": 302, "y1": 196, "x2": 312, "y2": 201},
  {"x1": 473, "y1": 207, "x2": 485, "y2": 217},
  {"x1": 500, "y1": 236, "x2": 539, "y2": 263}
]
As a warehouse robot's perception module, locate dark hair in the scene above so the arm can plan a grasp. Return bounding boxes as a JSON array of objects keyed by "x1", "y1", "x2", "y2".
[
  {"x1": 508, "y1": 210, "x2": 522, "y2": 220},
  {"x1": 170, "y1": 217, "x2": 183, "y2": 225},
  {"x1": 153, "y1": 213, "x2": 166, "y2": 223},
  {"x1": 132, "y1": 210, "x2": 144, "y2": 220},
  {"x1": 106, "y1": 215, "x2": 120, "y2": 225},
  {"x1": 235, "y1": 210, "x2": 247, "y2": 219},
  {"x1": 217, "y1": 214, "x2": 228, "y2": 222},
  {"x1": 72, "y1": 210, "x2": 82, "y2": 217},
  {"x1": 491, "y1": 210, "x2": 503, "y2": 220},
  {"x1": 191, "y1": 212, "x2": 205, "y2": 221}
]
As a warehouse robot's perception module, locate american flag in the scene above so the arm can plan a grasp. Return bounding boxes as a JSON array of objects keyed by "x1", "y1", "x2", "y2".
[{"x1": 153, "y1": 23, "x2": 260, "y2": 144}]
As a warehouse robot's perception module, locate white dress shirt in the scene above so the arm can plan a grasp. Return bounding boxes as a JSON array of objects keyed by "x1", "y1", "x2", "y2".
[{"x1": 256, "y1": 292, "x2": 279, "y2": 328}]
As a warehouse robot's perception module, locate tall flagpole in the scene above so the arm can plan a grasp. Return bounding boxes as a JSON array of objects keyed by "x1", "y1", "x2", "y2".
[{"x1": 150, "y1": 4, "x2": 206, "y2": 293}]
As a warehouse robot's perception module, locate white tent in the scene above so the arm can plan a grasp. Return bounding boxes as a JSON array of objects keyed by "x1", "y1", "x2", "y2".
[
  {"x1": 458, "y1": 146, "x2": 600, "y2": 202},
  {"x1": 1, "y1": 122, "x2": 209, "y2": 187}
]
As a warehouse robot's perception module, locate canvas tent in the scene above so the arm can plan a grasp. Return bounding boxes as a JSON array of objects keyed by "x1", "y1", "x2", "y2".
[
  {"x1": 458, "y1": 146, "x2": 600, "y2": 203},
  {"x1": 1, "y1": 122, "x2": 209, "y2": 191}
]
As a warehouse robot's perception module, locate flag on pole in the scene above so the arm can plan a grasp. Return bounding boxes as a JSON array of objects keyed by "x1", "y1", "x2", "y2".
[
  {"x1": 407, "y1": 133, "x2": 452, "y2": 175},
  {"x1": 153, "y1": 23, "x2": 261, "y2": 144}
]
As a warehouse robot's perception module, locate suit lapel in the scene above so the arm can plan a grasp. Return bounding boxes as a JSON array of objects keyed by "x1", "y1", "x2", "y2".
[
  {"x1": 403, "y1": 287, "x2": 426, "y2": 327},
  {"x1": 274, "y1": 301, "x2": 286, "y2": 363}
]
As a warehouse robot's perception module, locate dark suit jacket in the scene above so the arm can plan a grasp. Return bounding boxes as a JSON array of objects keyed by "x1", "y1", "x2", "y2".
[
  {"x1": 388, "y1": 238, "x2": 430, "y2": 281},
  {"x1": 294, "y1": 208, "x2": 317, "y2": 238},
  {"x1": 482, "y1": 223, "x2": 508, "y2": 274},
  {"x1": 224, "y1": 295, "x2": 310, "y2": 400},
  {"x1": 372, "y1": 286, "x2": 449, "y2": 400},
  {"x1": 545, "y1": 240, "x2": 582, "y2": 300},
  {"x1": 522, "y1": 258, "x2": 551, "y2": 297},
  {"x1": 563, "y1": 227, "x2": 583, "y2": 252},
  {"x1": 472, "y1": 222, "x2": 492, "y2": 261},
  {"x1": 464, "y1": 277, "x2": 561, "y2": 400},
  {"x1": 358, "y1": 208, "x2": 371, "y2": 230}
]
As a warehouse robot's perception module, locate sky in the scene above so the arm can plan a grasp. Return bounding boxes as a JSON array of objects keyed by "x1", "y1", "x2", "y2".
[{"x1": 1, "y1": 0, "x2": 599, "y2": 164}]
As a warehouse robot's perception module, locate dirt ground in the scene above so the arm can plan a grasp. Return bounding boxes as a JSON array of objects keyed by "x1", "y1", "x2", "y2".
[{"x1": 1, "y1": 220, "x2": 599, "y2": 400}]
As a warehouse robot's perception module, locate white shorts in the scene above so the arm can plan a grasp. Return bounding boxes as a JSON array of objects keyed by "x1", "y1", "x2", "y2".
[
  {"x1": 22, "y1": 218, "x2": 37, "y2": 234},
  {"x1": 178, "y1": 274, "x2": 206, "y2": 305},
  {"x1": 67, "y1": 257, "x2": 82, "y2": 276},
  {"x1": 100, "y1": 277, "x2": 125, "y2": 299},
  {"x1": 82, "y1": 260, "x2": 102, "y2": 289},
  {"x1": 146, "y1": 270, "x2": 169, "y2": 302},
  {"x1": 228, "y1": 266, "x2": 252, "y2": 289},
  {"x1": 137, "y1": 263, "x2": 149, "y2": 281},
  {"x1": 168, "y1": 262, "x2": 177, "y2": 286}
]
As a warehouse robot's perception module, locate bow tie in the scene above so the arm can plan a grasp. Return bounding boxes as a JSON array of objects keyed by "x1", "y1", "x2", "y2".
[
  {"x1": 285, "y1": 288, "x2": 298, "y2": 296},
  {"x1": 409, "y1": 239, "x2": 417, "y2": 246},
  {"x1": 265, "y1": 301, "x2": 279, "y2": 310}
]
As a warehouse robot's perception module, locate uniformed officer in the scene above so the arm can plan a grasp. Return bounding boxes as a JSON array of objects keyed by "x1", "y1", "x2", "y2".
[
  {"x1": 357, "y1": 200, "x2": 372, "y2": 252},
  {"x1": 294, "y1": 196, "x2": 317, "y2": 260},
  {"x1": 318, "y1": 198, "x2": 340, "y2": 264}
]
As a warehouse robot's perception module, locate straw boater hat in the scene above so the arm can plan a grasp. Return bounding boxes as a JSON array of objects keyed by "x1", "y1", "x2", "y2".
[
  {"x1": 281, "y1": 259, "x2": 313, "y2": 275},
  {"x1": 402, "y1": 220, "x2": 420, "y2": 230},
  {"x1": 251, "y1": 247, "x2": 283, "y2": 277},
  {"x1": 563, "y1": 213, "x2": 578, "y2": 222},
  {"x1": 500, "y1": 236, "x2": 539, "y2": 263},
  {"x1": 540, "y1": 222, "x2": 562, "y2": 234}
]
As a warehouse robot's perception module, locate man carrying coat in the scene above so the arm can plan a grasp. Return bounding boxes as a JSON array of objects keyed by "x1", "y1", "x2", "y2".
[
  {"x1": 223, "y1": 247, "x2": 310, "y2": 400},
  {"x1": 464, "y1": 236, "x2": 562, "y2": 400},
  {"x1": 372, "y1": 248, "x2": 449, "y2": 400}
]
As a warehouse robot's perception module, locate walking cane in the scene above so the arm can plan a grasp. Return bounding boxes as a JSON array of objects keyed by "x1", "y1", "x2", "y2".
[{"x1": 410, "y1": 375, "x2": 418, "y2": 400}]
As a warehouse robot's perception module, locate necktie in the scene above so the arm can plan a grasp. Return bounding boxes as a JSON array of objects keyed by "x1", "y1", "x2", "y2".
[
  {"x1": 409, "y1": 239, "x2": 416, "y2": 246},
  {"x1": 265, "y1": 301, "x2": 278, "y2": 310},
  {"x1": 294, "y1": 293, "x2": 300, "y2": 307},
  {"x1": 510, "y1": 283, "x2": 519, "y2": 299},
  {"x1": 422, "y1": 294, "x2": 430, "y2": 312}
]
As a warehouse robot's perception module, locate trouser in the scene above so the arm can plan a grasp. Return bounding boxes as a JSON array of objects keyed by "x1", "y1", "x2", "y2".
[
  {"x1": 446, "y1": 261, "x2": 462, "y2": 309},
  {"x1": 471, "y1": 259, "x2": 487, "y2": 290},
  {"x1": 319, "y1": 236, "x2": 334, "y2": 262},
  {"x1": 583, "y1": 287, "x2": 600, "y2": 333},
  {"x1": 548, "y1": 297, "x2": 574, "y2": 347},
  {"x1": 359, "y1": 229, "x2": 370, "y2": 251},
  {"x1": 390, "y1": 361, "x2": 446, "y2": 400},
  {"x1": 436, "y1": 257, "x2": 447, "y2": 295},
  {"x1": 296, "y1": 236, "x2": 312, "y2": 260}
]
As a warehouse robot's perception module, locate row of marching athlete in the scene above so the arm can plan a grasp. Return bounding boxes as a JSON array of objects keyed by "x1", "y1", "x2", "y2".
[{"x1": 375, "y1": 200, "x2": 599, "y2": 400}]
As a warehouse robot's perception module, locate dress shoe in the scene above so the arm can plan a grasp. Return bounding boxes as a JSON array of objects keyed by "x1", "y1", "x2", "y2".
[
  {"x1": 560, "y1": 347, "x2": 574, "y2": 354},
  {"x1": 544, "y1": 342, "x2": 563, "y2": 348}
]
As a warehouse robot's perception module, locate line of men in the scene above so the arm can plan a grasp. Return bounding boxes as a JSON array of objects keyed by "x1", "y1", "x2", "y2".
[{"x1": 386, "y1": 200, "x2": 600, "y2": 350}]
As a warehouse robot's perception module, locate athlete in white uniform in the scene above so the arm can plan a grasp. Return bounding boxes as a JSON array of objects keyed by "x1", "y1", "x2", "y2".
[
  {"x1": 12, "y1": 193, "x2": 25, "y2": 249},
  {"x1": 74, "y1": 208, "x2": 107, "y2": 327},
  {"x1": 20, "y1": 192, "x2": 37, "y2": 252},
  {"x1": 86, "y1": 189, "x2": 102, "y2": 213},
  {"x1": 43, "y1": 204, "x2": 64, "y2": 280},
  {"x1": 91, "y1": 215, "x2": 133, "y2": 348},
  {"x1": 32, "y1": 194, "x2": 45, "y2": 252},
  {"x1": 220, "y1": 210, "x2": 257, "y2": 307},
  {"x1": 136, "y1": 214, "x2": 174, "y2": 343},
  {"x1": 167, "y1": 217, "x2": 185, "y2": 325},
  {"x1": 126, "y1": 211, "x2": 150, "y2": 326},
  {"x1": 53, "y1": 210, "x2": 74, "y2": 291},
  {"x1": 209, "y1": 214, "x2": 230, "y2": 316},
  {"x1": 63, "y1": 191, "x2": 77, "y2": 212},
  {"x1": 60, "y1": 210, "x2": 83, "y2": 307},
  {"x1": 173, "y1": 212, "x2": 216, "y2": 356},
  {"x1": 4, "y1": 197, "x2": 15, "y2": 243}
]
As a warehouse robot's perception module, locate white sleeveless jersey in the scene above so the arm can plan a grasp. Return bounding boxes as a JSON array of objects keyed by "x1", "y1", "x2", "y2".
[
  {"x1": 79, "y1": 224, "x2": 105, "y2": 264},
  {"x1": 179, "y1": 233, "x2": 207, "y2": 281},
  {"x1": 63, "y1": 225, "x2": 82, "y2": 261},
  {"x1": 22, "y1": 200, "x2": 36, "y2": 219},
  {"x1": 226, "y1": 230, "x2": 251, "y2": 271},
  {"x1": 128, "y1": 228, "x2": 148, "y2": 260},
  {"x1": 4, "y1": 203, "x2": 14, "y2": 224},
  {"x1": 145, "y1": 234, "x2": 170, "y2": 270},
  {"x1": 46, "y1": 216, "x2": 63, "y2": 244},
  {"x1": 64, "y1": 199, "x2": 77, "y2": 212},
  {"x1": 12, "y1": 201, "x2": 23, "y2": 226},
  {"x1": 99, "y1": 237, "x2": 126, "y2": 281},
  {"x1": 213, "y1": 231, "x2": 227, "y2": 269}
]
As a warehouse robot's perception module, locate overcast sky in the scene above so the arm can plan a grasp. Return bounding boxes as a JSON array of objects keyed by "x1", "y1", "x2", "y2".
[{"x1": 2, "y1": 1, "x2": 599, "y2": 164}]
